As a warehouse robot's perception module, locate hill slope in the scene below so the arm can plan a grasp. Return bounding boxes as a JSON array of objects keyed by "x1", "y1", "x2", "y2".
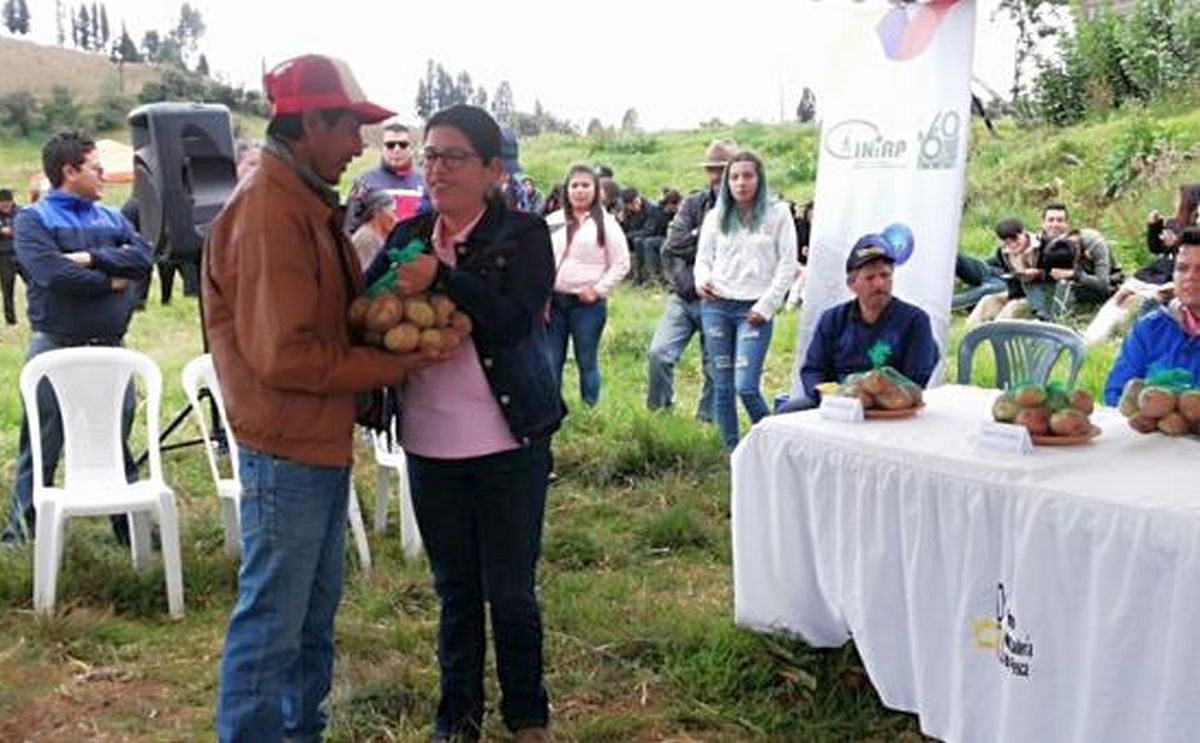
[{"x1": 0, "y1": 35, "x2": 162, "y2": 101}]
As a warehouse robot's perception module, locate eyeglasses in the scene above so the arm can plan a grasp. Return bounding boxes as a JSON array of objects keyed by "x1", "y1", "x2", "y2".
[
  {"x1": 383, "y1": 141, "x2": 411, "y2": 150},
  {"x1": 421, "y1": 147, "x2": 478, "y2": 171}
]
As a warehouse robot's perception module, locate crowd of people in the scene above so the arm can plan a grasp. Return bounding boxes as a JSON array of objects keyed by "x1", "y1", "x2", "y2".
[{"x1": 1, "y1": 52, "x2": 1198, "y2": 742}]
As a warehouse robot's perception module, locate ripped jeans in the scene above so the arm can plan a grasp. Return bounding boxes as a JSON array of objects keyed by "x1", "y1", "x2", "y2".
[{"x1": 700, "y1": 298, "x2": 774, "y2": 451}]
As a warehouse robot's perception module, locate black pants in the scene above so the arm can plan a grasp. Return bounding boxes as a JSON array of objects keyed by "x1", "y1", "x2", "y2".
[{"x1": 0, "y1": 254, "x2": 18, "y2": 324}]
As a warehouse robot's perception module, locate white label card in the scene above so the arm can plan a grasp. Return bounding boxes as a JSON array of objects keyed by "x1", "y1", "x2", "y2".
[
  {"x1": 978, "y1": 421, "x2": 1034, "y2": 455},
  {"x1": 819, "y1": 395, "x2": 865, "y2": 422}
]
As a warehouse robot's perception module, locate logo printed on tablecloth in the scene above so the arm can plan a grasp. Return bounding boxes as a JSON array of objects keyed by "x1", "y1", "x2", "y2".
[{"x1": 972, "y1": 582, "x2": 1034, "y2": 678}]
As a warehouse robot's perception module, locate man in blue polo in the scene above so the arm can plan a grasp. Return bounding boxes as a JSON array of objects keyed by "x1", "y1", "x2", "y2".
[
  {"x1": 799, "y1": 238, "x2": 939, "y2": 405},
  {"x1": 2, "y1": 130, "x2": 153, "y2": 545}
]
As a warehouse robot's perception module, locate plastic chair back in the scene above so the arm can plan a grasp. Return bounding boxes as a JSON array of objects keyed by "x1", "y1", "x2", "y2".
[
  {"x1": 957, "y1": 320, "x2": 1087, "y2": 389},
  {"x1": 181, "y1": 353, "x2": 239, "y2": 485},
  {"x1": 21, "y1": 347, "x2": 163, "y2": 496}
]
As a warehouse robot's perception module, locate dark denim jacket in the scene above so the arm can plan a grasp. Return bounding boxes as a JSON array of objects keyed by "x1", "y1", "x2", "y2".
[{"x1": 366, "y1": 200, "x2": 566, "y2": 444}]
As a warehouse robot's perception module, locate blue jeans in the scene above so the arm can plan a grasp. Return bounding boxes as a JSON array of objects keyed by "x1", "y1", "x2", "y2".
[
  {"x1": 216, "y1": 449, "x2": 350, "y2": 743},
  {"x1": 647, "y1": 293, "x2": 714, "y2": 421},
  {"x1": 408, "y1": 442, "x2": 552, "y2": 738},
  {"x1": 545, "y1": 293, "x2": 606, "y2": 407},
  {"x1": 701, "y1": 299, "x2": 774, "y2": 451},
  {"x1": 953, "y1": 254, "x2": 1007, "y2": 311},
  {"x1": 3, "y1": 332, "x2": 136, "y2": 544}
]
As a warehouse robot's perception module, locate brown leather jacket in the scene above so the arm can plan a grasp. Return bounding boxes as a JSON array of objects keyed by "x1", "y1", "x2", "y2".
[{"x1": 202, "y1": 146, "x2": 408, "y2": 467}]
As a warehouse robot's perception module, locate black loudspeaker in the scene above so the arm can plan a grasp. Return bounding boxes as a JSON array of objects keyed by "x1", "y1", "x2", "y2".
[{"x1": 129, "y1": 103, "x2": 236, "y2": 262}]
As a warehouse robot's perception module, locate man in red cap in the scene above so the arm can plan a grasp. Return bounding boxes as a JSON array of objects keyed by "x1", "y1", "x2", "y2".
[{"x1": 204, "y1": 54, "x2": 446, "y2": 742}]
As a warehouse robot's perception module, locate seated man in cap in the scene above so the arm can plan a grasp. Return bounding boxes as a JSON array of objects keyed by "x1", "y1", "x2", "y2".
[{"x1": 798, "y1": 238, "x2": 939, "y2": 406}]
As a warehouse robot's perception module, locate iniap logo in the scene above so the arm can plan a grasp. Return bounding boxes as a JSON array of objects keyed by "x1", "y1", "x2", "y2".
[
  {"x1": 824, "y1": 119, "x2": 907, "y2": 169},
  {"x1": 876, "y1": 0, "x2": 960, "y2": 61}
]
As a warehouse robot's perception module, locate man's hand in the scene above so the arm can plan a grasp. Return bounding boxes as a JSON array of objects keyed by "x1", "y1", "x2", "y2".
[
  {"x1": 65, "y1": 251, "x2": 92, "y2": 267},
  {"x1": 747, "y1": 311, "x2": 767, "y2": 326},
  {"x1": 1148, "y1": 209, "x2": 1162, "y2": 224},
  {"x1": 1019, "y1": 268, "x2": 1042, "y2": 281},
  {"x1": 397, "y1": 254, "x2": 439, "y2": 296},
  {"x1": 0, "y1": 226, "x2": 11, "y2": 237},
  {"x1": 110, "y1": 277, "x2": 131, "y2": 291},
  {"x1": 1049, "y1": 268, "x2": 1074, "y2": 281},
  {"x1": 577, "y1": 286, "x2": 600, "y2": 305},
  {"x1": 699, "y1": 280, "x2": 719, "y2": 300},
  {"x1": 1162, "y1": 228, "x2": 1179, "y2": 248}
]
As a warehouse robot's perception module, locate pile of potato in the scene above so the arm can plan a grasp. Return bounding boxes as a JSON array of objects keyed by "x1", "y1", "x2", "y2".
[
  {"x1": 992, "y1": 383, "x2": 1095, "y2": 437},
  {"x1": 834, "y1": 367, "x2": 924, "y2": 411},
  {"x1": 348, "y1": 293, "x2": 472, "y2": 354},
  {"x1": 1117, "y1": 379, "x2": 1200, "y2": 436}
]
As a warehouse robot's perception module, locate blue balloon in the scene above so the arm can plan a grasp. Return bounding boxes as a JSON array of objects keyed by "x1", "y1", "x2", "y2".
[{"x1": 880, "y1": 223, "x2": 915, "y2": 265}]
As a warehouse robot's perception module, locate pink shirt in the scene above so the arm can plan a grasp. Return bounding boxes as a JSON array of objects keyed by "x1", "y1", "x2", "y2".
[
  {"x1": 1182, "y1": 305, "x2": 1200, "y2": 338},
  {"x1": 400, "y1": 209, "x2": 520, "y2": 459},
  {"x1": 546, "y1": 210, "x2": 631, "y2": 296}
]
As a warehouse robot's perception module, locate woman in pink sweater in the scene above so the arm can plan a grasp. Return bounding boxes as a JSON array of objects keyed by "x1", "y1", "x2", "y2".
[{"x1": 543, "y1": 164, "x2": 630, "y2": 406}]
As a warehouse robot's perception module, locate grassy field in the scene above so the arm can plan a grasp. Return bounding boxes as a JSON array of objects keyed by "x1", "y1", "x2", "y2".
[{"x1": 0, "y1": 100, "x2": 1194, "y2": 740}]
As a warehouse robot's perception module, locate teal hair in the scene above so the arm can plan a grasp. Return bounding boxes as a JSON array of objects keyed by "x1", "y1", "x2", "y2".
[{"x1": 716, "y1": 151, "x2": 768, "y2": 235}]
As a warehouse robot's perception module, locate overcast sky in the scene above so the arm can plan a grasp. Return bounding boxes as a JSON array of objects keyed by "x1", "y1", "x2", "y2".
[{"x1": 25, "y1": 0, "x2": 1038, "y2": 131}]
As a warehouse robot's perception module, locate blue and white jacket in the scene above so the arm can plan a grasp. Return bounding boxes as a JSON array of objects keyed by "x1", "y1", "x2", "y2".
[
  {"x1": 1104, "y1": 301, "x2": 1200, "y2": 406},
  {"x1": 14, "y1": 189, "x2": 153, "y2": 339}
]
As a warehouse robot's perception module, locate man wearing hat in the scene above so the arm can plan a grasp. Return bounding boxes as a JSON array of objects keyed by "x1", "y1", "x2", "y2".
[
  {"x1": 645, "y1": 139, "x2": 736, "y2": 418},
  {"x1": 203, "y1": 54, "x2": 446, "y2": 742},
  {"x1": 798, "y1": 237, "x2": 938, "y2": 405}
]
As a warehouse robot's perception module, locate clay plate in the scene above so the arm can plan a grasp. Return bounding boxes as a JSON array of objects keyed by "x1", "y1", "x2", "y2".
[
  {"x1": 864, "y1": 403, "x2": 925, "y2": 420},
  {"x1": 1030, "y1": 425, "x2": 1102, "y2": 446}
]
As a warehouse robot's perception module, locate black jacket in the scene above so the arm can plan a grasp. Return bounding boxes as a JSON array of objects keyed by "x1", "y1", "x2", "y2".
[
  {"x1": 366, "y1": 201, "x2": 566, "y2": 444},
  {"x1": 662, "y1": 188, "x2": 718, "y2": 301}
]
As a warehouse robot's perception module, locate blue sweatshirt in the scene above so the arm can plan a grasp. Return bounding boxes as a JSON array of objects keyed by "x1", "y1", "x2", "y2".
[
  {"x1": 801, "y1": 296, "x2": 939, "y2": 403},
  {"x1": 14, "y1": 189, "x2": 153, "y2": 339},
  {"x1": 1103, "y1": 303, "x2": 1200, "y2": 406}
]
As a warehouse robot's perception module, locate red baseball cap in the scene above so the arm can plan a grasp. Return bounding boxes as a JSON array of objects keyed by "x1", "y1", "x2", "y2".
[{"x1": 264, "y1": 54, "x2": 395, "y2": 124}]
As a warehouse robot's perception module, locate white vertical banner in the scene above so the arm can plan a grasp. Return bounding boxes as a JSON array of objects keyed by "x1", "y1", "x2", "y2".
[{"x1": 790, "y1": 0, "x2": 976, "y2": 399}]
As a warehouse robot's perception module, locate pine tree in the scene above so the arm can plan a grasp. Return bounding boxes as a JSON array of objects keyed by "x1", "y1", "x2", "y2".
[
  {"x1": 3, "y1": 0, "x2": 17, "y2": 35},
  {"x1": 195, "y1": 53, "x2": 209, "y2": 76},
  {"x1": 55, "y1": 0, "x2": 65, "y2": 45},
  {"x1": 14, "y1": 0, "x2": 28, "y2": 34},
  {"x1": 89, "y1": 2, "x2": 98, "y2": 48},
  {"x1": 117, "y1": 24, "x2": 139, "y2": 62},
  {"x1": 77, "y1": 4, "x2": 89, "y2": 50},
  {"x1": 99, "y1": 3, "x2": 109, "y2": 46}
]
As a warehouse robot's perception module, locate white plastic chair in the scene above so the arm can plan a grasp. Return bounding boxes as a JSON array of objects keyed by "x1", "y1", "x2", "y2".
[
  {"x1": 371, "y1": 424, "x2": 423, "y2": 560},
  {"x1": 181, "y1": 354, "x2": 374, "y2": 571},
  {"x1": 22, "y1": 347, "x2": 183, "y2": 618}
]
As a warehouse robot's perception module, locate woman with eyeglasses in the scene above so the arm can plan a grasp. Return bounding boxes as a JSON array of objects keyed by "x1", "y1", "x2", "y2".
[
  {"x1": 695, "y1": 151, "x2": 798, "y2": 451},
  {"x1": 543, "y1": 164, "x2": 630, "y2": 407},
  {"x1": 364, "y1": 105, "x2": 564, "y2": 743}
]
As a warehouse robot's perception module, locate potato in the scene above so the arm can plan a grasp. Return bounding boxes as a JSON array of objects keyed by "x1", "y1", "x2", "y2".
[
  {"x1": 1049, "y1": 409, "x2": 1089, "y2": 436},
  {"x1": 405, "y1": 297, "x2": 437, "y2": 329},
  {"x1": 1157, "y1": 411, "x2": 1190, "y2": 436},
  {"x1": 1015, "y1": 406, "x2": 1050, "y2": 435},
  {"x1": 1128, "y1": 415, "x2": 1158, "y2": 434},
  {"x1": 419, "y1": 328, "x2": 443, "y2": 352},
  {"x1": 450, "y1": 311, "x2": 473, "y2": 335},
  {"x1": 366, "y1": 294, "x2": 403, "y2": 332},
  {"x1": 1067, "y1": 389, "x2": 1094, "y2": 415},
  {"x1": 429, "y1": 294, "x2": 457, "y2": 327},
  {"x1": 1177, "y1": 390, "x2": 1200, "y2": 423},
  {"x1": 1013, "y1": 384, "x2": 1047, "y2": 408},
  {"x1": 383, "y1": 323, "x2": 421, "y2": 353},
  {"x1": 347, "y1": 297, "x2": 371, "y2": 327},
  {"x1": 1138, "y1": 387, "x2": 1177, "y2": 419}
]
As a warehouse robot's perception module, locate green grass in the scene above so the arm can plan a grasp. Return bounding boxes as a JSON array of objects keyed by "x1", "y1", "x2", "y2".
[{"x1": 0, "y1": 100, "x2": 1193, "y2": 739}]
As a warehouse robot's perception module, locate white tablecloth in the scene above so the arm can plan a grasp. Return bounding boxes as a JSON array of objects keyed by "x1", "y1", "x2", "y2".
[{"x1": 732, "y1": 384, "x2": 1200, "y2": 743}]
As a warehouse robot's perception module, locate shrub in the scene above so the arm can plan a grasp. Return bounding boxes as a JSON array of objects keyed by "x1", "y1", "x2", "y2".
[{"x1": 0, "y1": 90, "x2": 39, "y2": 136}]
